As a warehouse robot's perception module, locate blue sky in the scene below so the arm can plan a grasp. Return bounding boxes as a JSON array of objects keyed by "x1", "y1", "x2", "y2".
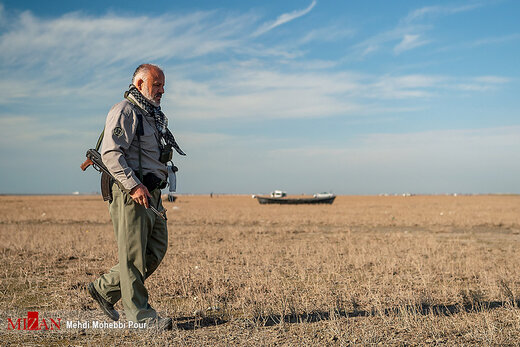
[{"x1": 0, "y1": 0, "x2": 519, "y2": 195}]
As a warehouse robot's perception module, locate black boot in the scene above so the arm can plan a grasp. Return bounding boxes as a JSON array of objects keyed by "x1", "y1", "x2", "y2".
[{"x1": 87, "y1": 282, "x2": 120, "y2": 321}]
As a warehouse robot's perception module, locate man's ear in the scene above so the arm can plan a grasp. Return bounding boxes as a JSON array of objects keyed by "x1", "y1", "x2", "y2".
[{"x1": 136, "y1": 78, "x2": 144, "y2": 91}]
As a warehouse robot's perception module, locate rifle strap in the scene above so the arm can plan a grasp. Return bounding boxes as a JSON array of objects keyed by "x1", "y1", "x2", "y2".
[
  {"x1": 136, "y1": 113, "x2": 144, "y2": 182},
  {"x1": 123, "y1": 96, "x2": 146, "y2": 183},
  {"x1": 95, "y1": 129, "x2": 104, "y2": 152},
  {"x1": 125, "y1": 97, "x2": 145, "y2": 181}
]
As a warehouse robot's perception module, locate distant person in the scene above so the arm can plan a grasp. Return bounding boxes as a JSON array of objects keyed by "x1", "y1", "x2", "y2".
[{"x1": 87, "y1": 64, "x2": 185, "y2": 331}]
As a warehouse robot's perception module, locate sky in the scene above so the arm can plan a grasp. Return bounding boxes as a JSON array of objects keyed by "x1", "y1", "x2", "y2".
[{"x1": 0, "y1": 0, "x2": 519, "y2": 195}]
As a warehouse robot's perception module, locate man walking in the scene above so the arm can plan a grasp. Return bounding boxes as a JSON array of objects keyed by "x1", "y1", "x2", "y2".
[{"x1": 87, "y1": 64, "x2": 184, "y2": 330}]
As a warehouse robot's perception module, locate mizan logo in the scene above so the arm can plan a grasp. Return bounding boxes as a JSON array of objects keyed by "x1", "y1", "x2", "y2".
[{"x1": 7, "y1": 311, "x2": 61, "y2": 331}]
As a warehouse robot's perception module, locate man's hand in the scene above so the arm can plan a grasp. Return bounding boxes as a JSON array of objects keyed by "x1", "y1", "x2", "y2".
[{"x1": 130, "y1": 184, "x2": 151, "y2": 208}]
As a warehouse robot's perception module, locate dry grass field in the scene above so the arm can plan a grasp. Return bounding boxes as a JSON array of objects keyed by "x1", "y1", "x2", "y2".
[{"x1": 1, "y1": 194, "x2": 520, "y2": 345}]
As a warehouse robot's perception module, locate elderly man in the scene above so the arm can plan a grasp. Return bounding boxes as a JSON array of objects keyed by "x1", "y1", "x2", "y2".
[{"x1": 87, "y1": 64, "x2": 184, "y2": 330}]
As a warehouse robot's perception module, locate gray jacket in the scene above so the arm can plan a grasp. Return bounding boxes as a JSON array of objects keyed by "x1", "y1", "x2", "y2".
[{"x1": 101, "y1": 97, "x2": 167, "y2": 191}]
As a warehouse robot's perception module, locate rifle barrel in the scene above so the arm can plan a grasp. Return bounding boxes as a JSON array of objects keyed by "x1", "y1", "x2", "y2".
[{"x1": 149, "y1": 205, "x2": 166, "y2": 220}]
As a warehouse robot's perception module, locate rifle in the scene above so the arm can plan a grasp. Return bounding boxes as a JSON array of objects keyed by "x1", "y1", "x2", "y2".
[{"x1": 81, "y1": 149, "x2": 167, "y2": 220}]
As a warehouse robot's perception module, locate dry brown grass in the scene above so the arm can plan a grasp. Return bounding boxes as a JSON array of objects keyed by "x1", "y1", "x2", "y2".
[{"x1": 1, "y1": 194, "x2": 520, "y2": 345}]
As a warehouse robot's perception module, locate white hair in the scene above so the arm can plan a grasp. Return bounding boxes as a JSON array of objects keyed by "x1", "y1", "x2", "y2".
[{"x1": 131, "y1": 63, "x2": 162, "y2": 85}]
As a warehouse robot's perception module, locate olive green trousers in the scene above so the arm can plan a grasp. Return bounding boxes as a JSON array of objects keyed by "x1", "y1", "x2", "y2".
[{"x1": 93, "y1": 183, "x2": 168, "y2": 323}]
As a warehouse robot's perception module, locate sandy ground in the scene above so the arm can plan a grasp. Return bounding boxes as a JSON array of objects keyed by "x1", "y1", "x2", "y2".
[{"x1": 1, "y1": 194, "x2": 520, "y2": 345}]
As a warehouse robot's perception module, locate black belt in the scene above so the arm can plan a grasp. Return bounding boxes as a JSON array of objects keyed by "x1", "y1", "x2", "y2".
[{"x1": 142, "y1": 172, "x2": 167, "y2": 192}]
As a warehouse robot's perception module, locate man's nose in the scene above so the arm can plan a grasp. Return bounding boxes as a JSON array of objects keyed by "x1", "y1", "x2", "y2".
[{"x1": 159, "y1": 85, "x2": 164, "y2": 94}]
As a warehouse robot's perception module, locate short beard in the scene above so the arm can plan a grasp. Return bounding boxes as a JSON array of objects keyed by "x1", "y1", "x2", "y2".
[{"x1": 142, "y1": 87, "x2": 160, "y2": 107}]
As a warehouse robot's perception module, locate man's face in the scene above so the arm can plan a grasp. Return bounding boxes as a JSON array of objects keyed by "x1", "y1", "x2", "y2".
[{"x1": 137, "y1": 68, "x2": 165, "y2": 106}]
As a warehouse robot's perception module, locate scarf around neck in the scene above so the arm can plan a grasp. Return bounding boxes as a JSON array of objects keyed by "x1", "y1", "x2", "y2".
[{"x1": 125, "y1": 85, "x2": 186, "y2": 156}]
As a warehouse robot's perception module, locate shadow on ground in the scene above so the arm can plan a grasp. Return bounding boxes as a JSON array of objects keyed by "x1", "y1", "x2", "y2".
[
  {"x1": 171, "y1": 299, "x2": 518, "y2": 330},
  {"x1": 253, "y1": 299, "x2": 519, "y2": 327},
  {"x1": 174, "y1": 316, "x2": 228, "y2": 330}
]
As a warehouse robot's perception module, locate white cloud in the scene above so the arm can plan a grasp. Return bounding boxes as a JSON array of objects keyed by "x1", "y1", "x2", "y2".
[
  {"x1": 252, "y1": 0, "x2": 316, "y2": 37},
  {"x1": 0, "y1": 8, "x2": 259, "y2": 107},
  {"x1": 449, "y1": 75, "x2": 511, "y2": 92},
  {"x1": 165, "y1": 65, "x2": 511, "y2": 120},
  {"x1": 471, "y1": 33, "x2": 520, "y2": 47},
  {"x1": 0, "y1": 10, "x2": 254, "y2": 73},
  {"x1": 404, "y1": 3, "x2": 483, "y2": 23},
  {"x1": 367, "y1": 74, "x2": 444, "y2": 99},
  {"x1": 236, "y1": 44, "x2": 305, "y2": 59},
  {"x1": 360, "y1": 44, "x2": 379, "y2": 57},
  {"x1": 349, "y1": 24, "x2": 430, "y2": 60},
  {"x1": 474, "y1": 76, "x2": 510, "y2": 84},
  {"x1": 394, "y1": 34, "x2": 430, "y2": 54},
  {"x1": 285, "y1": 59, "x2": 339, "y2": 70},
  {"x1": 352, "y1": 2, "x2": 483, "y2": 59},
  {"x1": 299, "y1": 25, "x2": 355, "y2": 45},
  {"x1": 168, "y1": 67, "x2": 434, "y2": 119}
]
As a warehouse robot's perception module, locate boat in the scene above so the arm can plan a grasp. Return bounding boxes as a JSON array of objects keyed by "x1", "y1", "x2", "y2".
[{"x1": 254, "y1": 191, "x2": 336, "y2": 205}]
